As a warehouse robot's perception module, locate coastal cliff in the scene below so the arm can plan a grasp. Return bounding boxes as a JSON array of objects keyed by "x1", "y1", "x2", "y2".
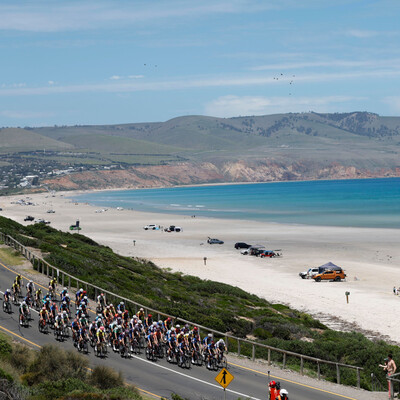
[{"x1": 42, "y1": 160, "x2": 400, "y2": 190}]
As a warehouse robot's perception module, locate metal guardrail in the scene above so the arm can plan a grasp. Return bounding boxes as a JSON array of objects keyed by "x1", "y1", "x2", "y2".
[
  {"x1": 388, "y1": 372, "x2": 400, "y2": 399},
  {"x1": 0, "y1": 232, "x2": 363, "y2": 388}
]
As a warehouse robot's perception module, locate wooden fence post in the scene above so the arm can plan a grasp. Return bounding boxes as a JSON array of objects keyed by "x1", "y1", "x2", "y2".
[
  {"x1": 300, "y1": 356, "x2": 304, "y2": 375},
  {"x1": 237, "y1": 339, "x2": 241, "y2": 356},
  {"x1": 336, "y1": 364, "x2": 340, "y2": 385},
  {"x1": 268, "y1": 349, "x2": 271, "y2": 366},
  {"x1": 283, "y1": 353, "x2": 286, "y2": 369},
  {"x1": 357, "y1": 368, "x2": 360, "y2": 389},
  {"x1": 317, "y1": 361, "x2": 320, "y2": 380},
  {"x1": 252, "y1": 344, "x2": 255, "y2": 361}
]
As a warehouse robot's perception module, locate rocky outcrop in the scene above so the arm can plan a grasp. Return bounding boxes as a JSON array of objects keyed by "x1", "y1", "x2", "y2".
[{"x1": 42, "y1": 160, "x2": 400, "y2": 191}]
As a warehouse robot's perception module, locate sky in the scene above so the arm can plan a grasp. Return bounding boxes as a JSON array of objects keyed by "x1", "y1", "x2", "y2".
[{"x1": 1, "y1": 0, "x2": 400, "y2": 127}]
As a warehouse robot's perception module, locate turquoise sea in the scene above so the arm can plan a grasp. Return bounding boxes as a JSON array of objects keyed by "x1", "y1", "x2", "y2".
[{"x1": 72, "y1": 178, "x2": 400, "y2": 229}]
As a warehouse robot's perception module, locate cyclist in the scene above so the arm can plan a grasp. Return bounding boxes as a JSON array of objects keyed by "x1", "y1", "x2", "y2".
[
  {"x1": 216, "y1": 338, "x2": 227, "y2": 356},
  {"x1": 75, "y1": 288, "x2": 84, "y2": 306},
  {"x1": 268, "y1": 381, "x2": 280, "y2": 400},
  {"x1": 12, "y1": 281, "x2": 19, "y2": 300},
  {"x1": 205, "y1": 340, "x2": 216, "y2": 369},
  {"x1": 39, "y1": 306, "x2": 49, "y2": 327},
  {"x1": 26, "y1": 280, "x2": 35, "y2": 296},
  {"x1": 164, "y1": 316, "x2": 173, "y2": 331},
  {"x1": 97, "y1": 292, "x2": 106, "y2": 310},
  {"x1": 15, "y1": 274, "x2": 22, "y2": 290},
  {"x1": 60, "y1": 300, "x2": 69, "y2": 315},
  {"x1": 276, "y1": 389, "x2": 288, "y2": 400},
  {"x1": 19, "y1": 301, "x2": 29, "y2": 325},
  {"x1": 137, "y1": 307, "x2": 145, "y2": 321},
  {"x1": 112, "y1": 324, "x2": 122, "y2": 351},
  {"x1": 49, "y1": 302, "x2": 58, "y2": 321},
  {"x1": 3, "y1": 289, "x2": 11, "y2": 303},
  {"x1": 78, "y1": 324, "x2": 88, "y2": 349},
  {"x1": 71, "y1": 318, "x2": 80, "y2": 342},
  {"x1": 144, "y1": 313, "x2": 153, "y2": 329},
  {"x1": 49, "y1": 278, "x2": 57, "y2": 297},
  {"x1": 96, "y1": 326, "x2": 106, "y2": 352},
  {"x1": 60, "y1": 287, "x2": 68, "y2": 298},
  {"x1": 34, "y1": 288, "x2": 42, "y2": 306},
  {"x1": 167, "y1": 328, "x2": 176, "y2": 361},
  {"x1": 62, "y1": 310, "x2": 69, "y2": 327},
  {"x1": 54, "y1": 312, "x2": 63, "y2": 335},
  {"x1": 117, "y1": 301, "x2": 125, "y2": 313}
]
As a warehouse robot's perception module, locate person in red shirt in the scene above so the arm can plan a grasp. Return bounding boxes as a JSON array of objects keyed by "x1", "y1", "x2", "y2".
[{"x1": 268, "y1": 380, "x2": 280, "y2": 400}]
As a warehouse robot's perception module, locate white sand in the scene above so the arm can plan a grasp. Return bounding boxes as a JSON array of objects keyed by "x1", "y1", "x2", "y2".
[{"x1": 2, "y1": 191, "x2": 400, "y2": 343}]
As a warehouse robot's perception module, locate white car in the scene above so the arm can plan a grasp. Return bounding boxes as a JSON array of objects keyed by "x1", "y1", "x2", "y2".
[{"x1": 143, "y1": 224, "x2": 159, "y2": 230}]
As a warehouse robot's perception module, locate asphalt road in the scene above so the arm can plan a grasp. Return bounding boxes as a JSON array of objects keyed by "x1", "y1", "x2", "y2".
[{"x1": 0, "y1": 260, "x2": 360, "y2": 400}]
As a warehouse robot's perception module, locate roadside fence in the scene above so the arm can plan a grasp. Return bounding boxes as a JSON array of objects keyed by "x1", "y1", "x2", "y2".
[{"x1": 0, "y1": 232, "x2": 363, "y2": 389}]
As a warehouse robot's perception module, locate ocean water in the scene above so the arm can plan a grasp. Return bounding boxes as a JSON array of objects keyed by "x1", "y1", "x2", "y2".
[{"x1": 71, "y1": 178, "x2": 400, "y2": 229}]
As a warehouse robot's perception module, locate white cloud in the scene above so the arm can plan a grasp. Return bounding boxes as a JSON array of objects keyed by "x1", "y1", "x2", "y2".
[
  {"x1": 0, "y1": 1, "x2": 283, "y2": 32},
  {"x1": 204, "y1": 95, "x2": 367, "y2": 117},
  {"x1": 0, "y1": 110, "x2": 53, "y2": 119},
  {"x1": 128, "y1": 75, "x2": 144, "y2": 79},
  {"x1": 0, "y1": 67, "x2": 399, "y2": 97},
  {"x1": 251, "y1": 59, "x2": 400, "y2": 71},
  {"x1": 110, "y1": 75, "x2": 121, "y2": 80},
  {"x1": 346, "y1": 29, "x2": 379, "y2": 38},
  {"x1": 48, "y1": 80, "x2": 55, "y2": 85}
]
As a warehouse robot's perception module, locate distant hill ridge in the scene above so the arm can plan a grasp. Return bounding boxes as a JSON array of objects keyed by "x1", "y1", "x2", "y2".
[{"x1": 2, "y1": 112, "x2": 400, "y2": 190}]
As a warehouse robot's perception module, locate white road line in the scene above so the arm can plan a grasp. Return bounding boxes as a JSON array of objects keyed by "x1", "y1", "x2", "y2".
[{"x1": 130, "y1": 354, "x2": 262, "y2": 400}]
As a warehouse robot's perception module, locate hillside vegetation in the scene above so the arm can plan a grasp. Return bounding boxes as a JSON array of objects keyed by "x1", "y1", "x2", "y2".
[
  {"x1": 0, "y1": 216, "x2": 396, "y2": 391},
  {"x1": 0, "y1": 333, "x2": 141, "y2": 400}
]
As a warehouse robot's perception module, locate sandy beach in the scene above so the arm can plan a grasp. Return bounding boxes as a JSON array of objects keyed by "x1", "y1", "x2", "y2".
[{"x1": 2, "y1": 191, "x2": 400, "y2": 344}]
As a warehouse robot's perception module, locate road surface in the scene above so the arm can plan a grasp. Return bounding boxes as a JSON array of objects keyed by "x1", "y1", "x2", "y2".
[{"x1": 0, "y1": 259, "x2": 364, "y2": 400}]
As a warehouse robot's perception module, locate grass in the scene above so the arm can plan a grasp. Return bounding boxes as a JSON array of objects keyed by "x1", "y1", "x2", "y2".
[
  {"x1": 0, "y1": 215, "x2": 394, "y2": 391},
  {"x1": 0, "y1": 333, "x2": 142, "y2": 400},
  {"x1": 0, "y1": 247, "x2": 25, "y2": 265}
]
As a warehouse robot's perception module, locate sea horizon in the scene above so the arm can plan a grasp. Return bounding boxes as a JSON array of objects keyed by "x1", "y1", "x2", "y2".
[{"x1": 70, "y1": 177, "x2": 400, "y2": 229}]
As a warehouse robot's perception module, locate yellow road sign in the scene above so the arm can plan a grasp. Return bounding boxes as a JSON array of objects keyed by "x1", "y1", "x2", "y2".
[{"x1": 215, "y1": 368, "x2": 234, "y2": 389}]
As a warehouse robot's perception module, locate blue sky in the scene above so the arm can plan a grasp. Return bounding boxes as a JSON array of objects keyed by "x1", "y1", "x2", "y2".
[{"x1": 1, "y1": 0, "x2": 400, "y2": 126}]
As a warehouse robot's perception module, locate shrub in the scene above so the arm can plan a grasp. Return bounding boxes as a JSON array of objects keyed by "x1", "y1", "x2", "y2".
[
  {"x1": 10, "y1": 344, "x2": 33, "y2": 373},
  {"x1": 89, "y1": 366, "x2": 124, "y2": 390},
  {"x1": 0, "y1": 334, "x2": 12, "y2": 358},
  {"x1": 27, "y1": 345, "x2": 89, "y2": 385}
]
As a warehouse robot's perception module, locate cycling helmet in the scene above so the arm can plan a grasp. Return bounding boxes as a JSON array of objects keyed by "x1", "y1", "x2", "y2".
[
  {"x1": 171, "y1": 327, "x2": 176, "y2": 332},
  {"x1": 167, "y1": 317, "x2": 171, "y2": 321},
  {"x1": 22, "y1": 301, "x2": 26, "y2": 305},
  {"x1": 18, "y1": 274, "x2": 22, "y2": 278},
  {"x1": 138, "y1": 319, "x2": 142, "y2": 324},
  {"x1": 84, "y1": 296, "x2": 88, "y2": 300},
  {"x1": 38, "y1": 288, "x2": 42, "y2": 293},
  {"x1": 268, "y1": 380, "x2": 276, "y2": 387},
  {"x1": 63, "y1": 301, "x2": 66, "y2": 305},
  {"x1": 120, "y1": 301, "x2": 124, "y2": 305},
  {"x1": 193, "y1": 326, "x2": 198, "y2": 331},
  {"x1": 148, "y1": 314, "x2": 152, "y2": 318},
  {"x1": 158, "y1": 320, "x2": 163, "y2": 324},
  {"x1": 100, "y1": 326, "x2": 105, "y2": 331},
  {"x1": 29, "y1": 280, "x2": 33, "y2": 283},
  {"x1": 176, "y1": 324, "x2": 180, "y2": 328},
  {"x1": 280, "y1": 389, "x2": 288, "y2": 397},
  {"x1": 80, "y1": 288, "x2": 83, "y2": 291},
  {"x1": 110, "y1": 303, "x2": 113, "y2": 307},
  {"x1": 63, "y1": 310, "x2": 67, "y2": 315},
  {"x1": 101, "y1": 293, "x2": 104, "y2": 296},
  {"x1": 208, "y1": 333, "x2": 212, "y2": 337},
  {"x1": 153, "y1": 322, "x2": 157, "y2": 326},
  {"x1": 140, "y1": 307, "x2": 144, "y2": 311}
]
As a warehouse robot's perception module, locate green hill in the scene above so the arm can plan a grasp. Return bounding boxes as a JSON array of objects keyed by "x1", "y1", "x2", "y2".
[{"x1": 0, "y1": 128, "x2": 73, "y2": 153}]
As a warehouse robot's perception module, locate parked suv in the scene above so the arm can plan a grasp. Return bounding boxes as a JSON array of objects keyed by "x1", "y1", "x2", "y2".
[
  {"x1": 313, "y1": 269, "x2": 346, "y2": 282},
  {"x1": 143, "y1": 224, "x2": 159, "y2": 230},
  {"x1": 24, "y1": 215, "x2": 34, "y2": 221},
  {"x1": 207, "y1": 237, "x2": 224, "y2": 244},
  {"x1": 234, "y1": 242, "x2": 251, "y2": 249}
]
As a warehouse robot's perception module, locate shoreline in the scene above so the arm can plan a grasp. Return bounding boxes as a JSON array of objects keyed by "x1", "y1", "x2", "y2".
[{"x1": 2, "y1": 190, "x2": 400, "y2": 344}]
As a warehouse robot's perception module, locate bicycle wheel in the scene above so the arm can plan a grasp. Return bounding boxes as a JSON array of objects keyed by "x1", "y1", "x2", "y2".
[
  {"x1": 212, "y1": 357, "x2": 218, "y2": 371},
  {"x1": 184, "y1": 355, "x2": 191, "y2": 369},
  {"x1": 221, "y1": 356, "x2": 227, "y2": 369}
]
